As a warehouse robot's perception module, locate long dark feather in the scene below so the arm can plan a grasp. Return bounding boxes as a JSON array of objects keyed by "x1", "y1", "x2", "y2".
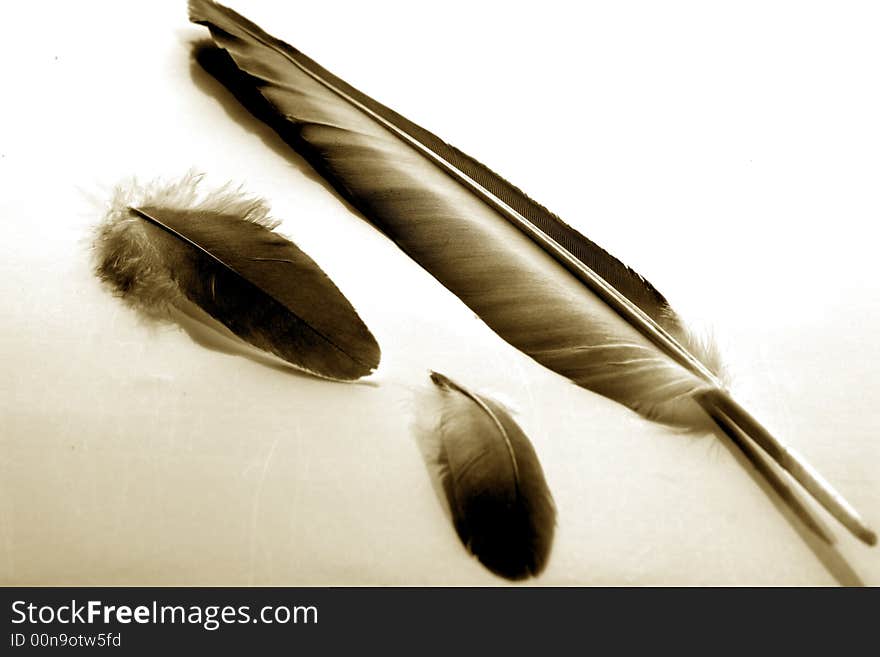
[
  {"x1": 93, "y1": 174, "x2": 380, "y2": 380},
  {"x1": 416, "y1": 372, "x2": 555, "y2": 580},
  {"x1": 188, "y1": 0, "x2": 875, "y2": 544}
]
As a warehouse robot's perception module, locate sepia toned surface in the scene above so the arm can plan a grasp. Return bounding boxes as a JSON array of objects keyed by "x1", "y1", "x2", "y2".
[{"x1": 0, "y1": 0, "x2": 877, "y2": 585}]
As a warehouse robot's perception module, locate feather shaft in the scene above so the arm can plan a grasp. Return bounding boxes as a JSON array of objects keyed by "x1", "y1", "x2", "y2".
[{"x1": 700, "y1": 389, "x2": 875, "y2": 545}]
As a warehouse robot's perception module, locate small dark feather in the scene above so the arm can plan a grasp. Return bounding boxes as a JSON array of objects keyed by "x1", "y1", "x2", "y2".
[{"x1": 421, "y1": 372, "x2": 556, "y2": 580}]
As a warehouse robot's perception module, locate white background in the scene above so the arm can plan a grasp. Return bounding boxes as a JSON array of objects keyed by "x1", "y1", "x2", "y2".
[{"x1": 1, "y1": 0, "x2": 878, "y2": 585}]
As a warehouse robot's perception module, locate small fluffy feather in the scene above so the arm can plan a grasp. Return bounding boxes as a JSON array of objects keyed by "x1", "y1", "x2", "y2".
[
  {"x1": 91, "y1": 172, "x2": 380, "y2": 380},
  {"x1": 93, "y1": 172, "x2": 274, "y2": 319}
]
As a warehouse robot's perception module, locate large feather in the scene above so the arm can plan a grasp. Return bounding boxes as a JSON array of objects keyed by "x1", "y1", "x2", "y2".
[
  {"x1": 415, "y1": 371, "x2": 555, "y2": 580},
  {"x1": 189, "y1": 0, "x2": 875, "y2": 544},
  {"x1": 93, "y1": 174, "x2": 380, "y2": 380}
]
